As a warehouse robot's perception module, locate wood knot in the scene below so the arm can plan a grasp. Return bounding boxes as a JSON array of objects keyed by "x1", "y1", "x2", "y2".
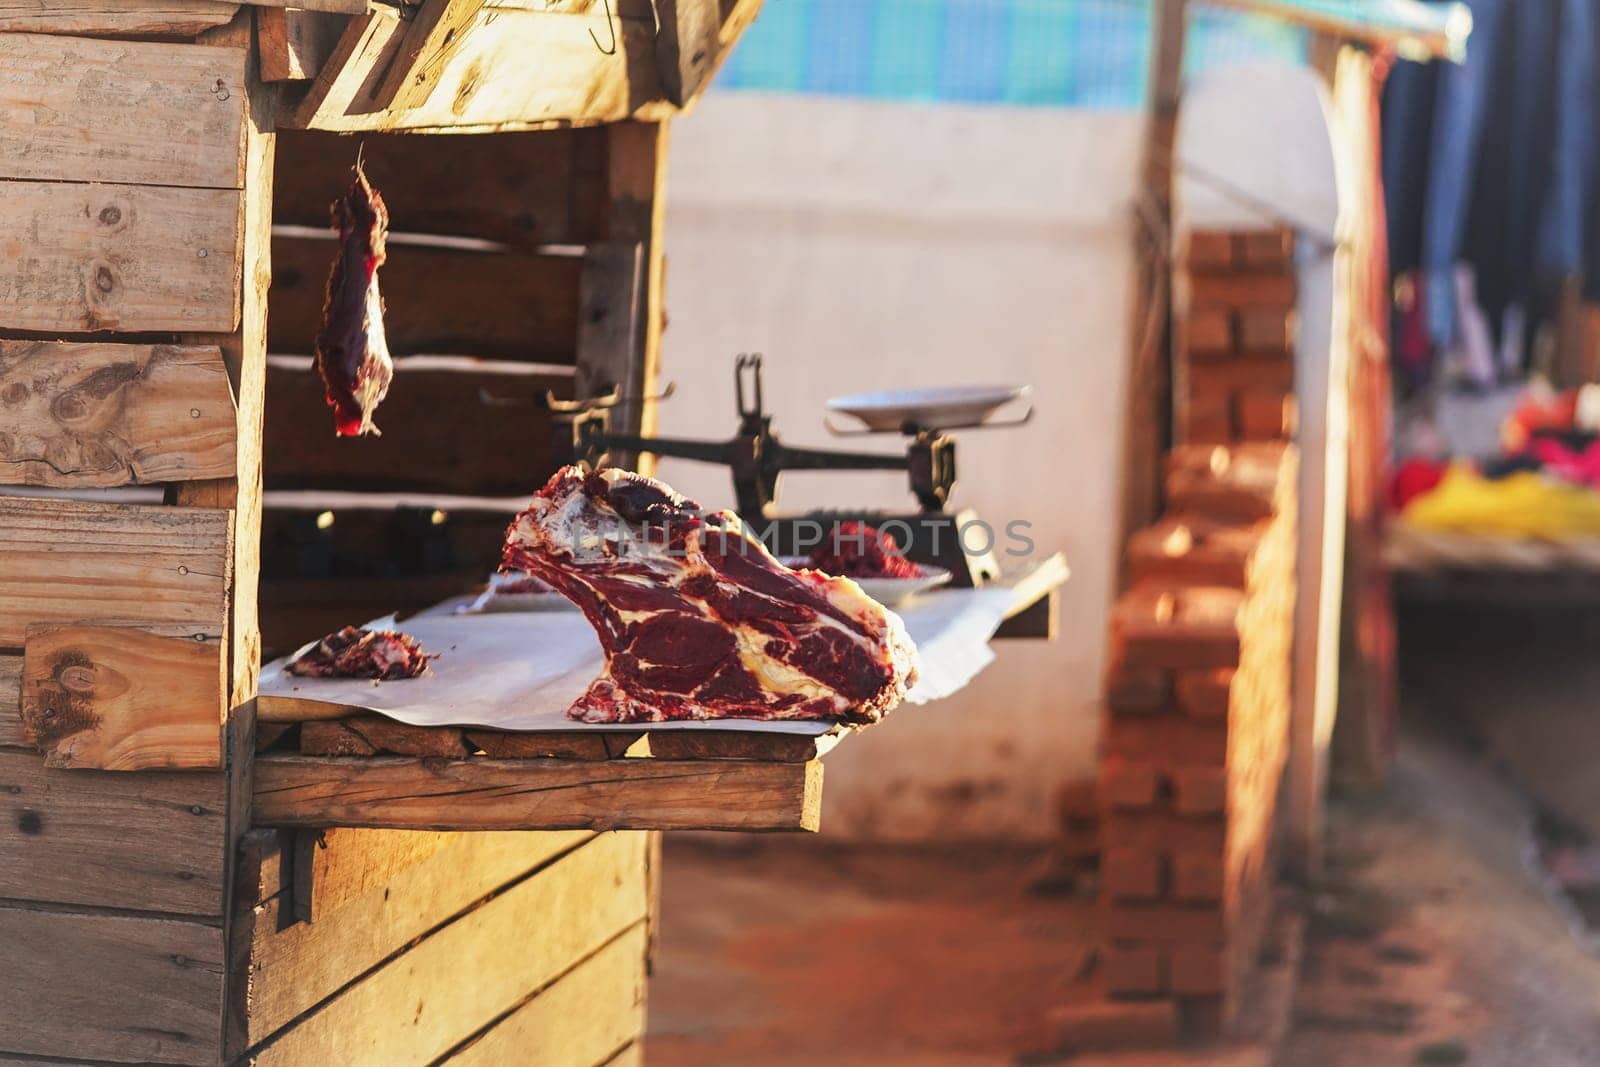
[
  {"x1": 1, "y1": 382, "x2": 27, "y2": 405},
  {"x1": 94, "y1": 266, "x2": 116, "y2": 293},
  {"x1": 98, "y1": 205, "x2": 122, "y2": 226},
  {"x1": 57, "y1": 665, "x2": 95, "y2": 693},
  {"x1": 52, "y1": 392, "x2": 87, "y2": 421},
  {"x1": 16, "y1": 811, "x2": 42, "y2": 836}
]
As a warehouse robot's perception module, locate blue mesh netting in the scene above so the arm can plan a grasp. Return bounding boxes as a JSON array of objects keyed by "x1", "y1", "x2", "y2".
[{"x1": 714, "y1": 0, "x2": 1308, "y2": 109}]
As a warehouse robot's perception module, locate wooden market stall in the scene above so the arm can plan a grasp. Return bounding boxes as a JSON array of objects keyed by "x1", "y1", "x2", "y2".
[{"x1": 0, "y1": 4, "x2": 1064, "y2": 1064}]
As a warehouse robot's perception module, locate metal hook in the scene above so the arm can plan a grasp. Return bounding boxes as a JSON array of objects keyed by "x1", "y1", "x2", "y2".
[
  {"x1": 735, "y1": 353, "x2": 765, "y2": 420},
  {"x1": 589, "y1": 0, "x2": 618, "y2": 55}
]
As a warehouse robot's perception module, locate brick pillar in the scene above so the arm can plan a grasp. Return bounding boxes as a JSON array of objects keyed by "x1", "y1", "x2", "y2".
[
  {"x1": 1175, "y1": 229, "x2": 1298, "y2": 446},
  {"x1": 1092, "y1": 441, "x2": 1297, "y2": 1038}
]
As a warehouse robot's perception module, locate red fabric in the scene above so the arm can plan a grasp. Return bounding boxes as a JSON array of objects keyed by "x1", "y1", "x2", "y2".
[{"x1": 1390, "y1": 457, "x2": 1447, "y2": 512}]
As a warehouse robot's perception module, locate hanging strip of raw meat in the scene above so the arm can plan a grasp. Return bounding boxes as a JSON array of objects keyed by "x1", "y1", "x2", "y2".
[
  {"x1": 503, "y1": 467, "x2": 921, "y2": 724},
  {"x1": 314, "y1": 160, "x2": 393, "y2": 436}
]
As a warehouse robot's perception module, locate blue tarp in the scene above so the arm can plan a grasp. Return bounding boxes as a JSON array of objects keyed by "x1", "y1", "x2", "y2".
[{"x1": 713, "y1": 0, "x2": 1310, "y2": 109}]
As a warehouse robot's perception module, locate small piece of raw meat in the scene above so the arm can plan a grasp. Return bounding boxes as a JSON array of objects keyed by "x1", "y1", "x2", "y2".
[
  {"x1": 806, "y1": 521, "x2": 925, "y2": 579},
  {"x1": 314, "y1": 161, "x2": 393, "y2": 437},
  {"x1": 503, "y1": 466, "x2": 920, "y2": 724},
  {"x1": 285, "y1": 626, "x2": 433, "y2": 680}
]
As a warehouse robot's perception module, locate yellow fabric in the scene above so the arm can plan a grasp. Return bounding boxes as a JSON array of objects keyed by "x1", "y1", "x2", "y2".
[{"x1": 1402, "y1": 464, "x2": 1600, "y2": 539}]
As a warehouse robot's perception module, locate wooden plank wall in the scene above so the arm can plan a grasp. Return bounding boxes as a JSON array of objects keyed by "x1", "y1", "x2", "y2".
[
  {"x1": 0, "y1": 15, "x2": 258, "y2": 1065},
  {"x1": 232, "y1": 826, "x2": 651, "y2": 1065}
]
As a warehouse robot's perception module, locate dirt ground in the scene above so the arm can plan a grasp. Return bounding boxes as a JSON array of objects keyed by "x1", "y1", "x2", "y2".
[{"x1": 645, "y1": 726, "x2": 1600, "y2": 1066}]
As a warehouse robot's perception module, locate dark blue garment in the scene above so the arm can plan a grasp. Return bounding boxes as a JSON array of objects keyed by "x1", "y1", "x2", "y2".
[
  {"x1": 1421, "y1": 0, "x2": 1507, "y2": 347},
  {"x1": 1465, "y1": 0, "x2": 1558, "y2": 333},
  {"x1": 1382, "y1": 58, "x2": 1439, "y2": 277},
  {"x1": 1536, "y1": 0, "x2": 1598, "y2": 275}
]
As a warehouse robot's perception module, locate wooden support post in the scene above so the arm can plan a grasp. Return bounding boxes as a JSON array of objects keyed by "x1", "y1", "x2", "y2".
[
  {"x1": 582, "y1": 120, "x2": 669, "y2": 469},
  {"x1": 1117, "y1": 0, "x2": 1188, "y2": 580}
]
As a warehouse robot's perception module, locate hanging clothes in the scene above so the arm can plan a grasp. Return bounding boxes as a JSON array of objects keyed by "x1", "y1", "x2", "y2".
[
  {"x1": 1420, "y1": 0, "x2": 1507, "y2": 349},
  {"x1": 1536, "y1": 0, "x2": 1598, "y2": 278}
]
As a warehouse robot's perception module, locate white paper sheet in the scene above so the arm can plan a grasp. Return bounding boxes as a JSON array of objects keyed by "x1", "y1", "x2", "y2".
[{"x1": 257, "y1": 585, "x2": 1021, "y2": 735}]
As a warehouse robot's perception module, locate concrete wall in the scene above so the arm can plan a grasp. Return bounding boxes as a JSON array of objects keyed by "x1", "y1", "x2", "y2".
[{"x1": 657, "y1": 93, "x2": 1142, "y2": 840}]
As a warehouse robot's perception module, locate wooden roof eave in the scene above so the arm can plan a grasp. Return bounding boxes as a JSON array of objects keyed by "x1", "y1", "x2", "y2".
[
  {"x1": 276, "y1": 0, "x2": 763, "y2": 134},
  {"x1": 1201, "y1": 0, "x2": 1471, "y2": 63}
]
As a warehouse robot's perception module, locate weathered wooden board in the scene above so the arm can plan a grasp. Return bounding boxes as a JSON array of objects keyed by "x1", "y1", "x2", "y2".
[
  {"x1": 262, "y1": 357, "x2": 569, "y2": 494},
  {"x1": 249, "y1": 832, "x2": 646, "y2": 1065},
  {"x1": 292, "y1": 825, "x2": 452, "y2": 923},
  {"x1": 0, "y1": 749, "x2": 225, "y2": 912},
  {"x1": 0, "y1": 33, "x2": 245, "y2": 188},
  {"x1": 443, "y1": 923, "x2": 647, "y2": 1066},
  {"x1": 653, "y1": 0, "x2": 722, "y2": 107},
  {"x1": 259, "y1": 7, "x2": 347, "y2": 82},
  {"x1": 0, "y1": 496, "x2": 231, "y2": 647},
  {"x1": 0, "y1": 0, "x2": 238, "y2": 36},
  {"x1": 0, "y1": 655, "x2": 22, "y2": 747},
  {"x1": 0, "y1": 905, "x2": 223, "y2": 1065},
  {"x1": 605, "y1": 1044, "x2": 643, "y2": 1067},
  {"x1": 300, "y1": 714, "x2": 474, "y2": 758},
  {"x1": 238, "y1": 828, "x2": 594, "y2": 1050},
  {"x1": 293, "y1": 714, "x2": 834, "y2": 763},
  {"x1": 177, "y1": 10, "x2": 277, "y2": 714},
  {"x1": 575, "y1": 241, "x2": 646, "y2": 422},
  {"x1": 250, "y1": 0, "x2": 368, "y2": 11},
  {"x1": 267, "y1": 236, "x2": 581, "y2": 361},
  {"x1": 466, "y1": 727, "x2": 641, "y2": 760},
  {"x1": 0, "y1": 342, "x2": 235, "y2": 488},
  {"x1": 272, "y1": 126, "x2": 605, "y2": 245},
  {"x1": 21, "y1": 625, "x2": 223, "y2": 771},
  {"x1": 0, "y1": 182, "x2": 242, "y2": 334},
  {"x1": 291, "y1": 6, "x2": 665, "y2": 133},
  {"x1": 372, "y1": 0, "x2": 492, "y2": 112},
  {"x1": 253, "y1": 753, "x2": 823, "y2": 831},
  {"x1": 595, "y1": 122, "x2": 666, "y2": 449}
]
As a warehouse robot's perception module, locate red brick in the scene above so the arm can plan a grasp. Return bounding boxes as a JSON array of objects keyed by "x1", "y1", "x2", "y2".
[
  {"x1": 1127, "y1": 517, "x2": 1265, "y2": 588},
  {"x1": 1105, "y1": 811, "x2": 1227, "y2": 854},
  {"x1": 1171, "y1": 850, "x2": 1225, "y2": 903},
  {"x1": 1189, "y1": 270, "x2": 1296, "y2": 311},
  {"x1": 1170, "y1": 943, "x2": 1227, "y2": 996},
  {"x1": 1174, "y1": 669, "x2": 1233, "y2": 721},
  {"x1": 1048, "y1": 997, "x2": 1181, "y2": 1052},
  {"x1": 1237, "y1": 228, "x2": 1294, "y2": 269},
  {"x1": 1172, "y1": 766, "x2": 1228, "y2": 817},
  {"x1": 1113, "y1": 585, "x2": 1243, "y2": 671},
  {"x1": 1238, "y1": 305, "x2": 1297, "y2": 352},
  {"x1": 1102, "y1": 943, "x2": 1166, "y2": 996},
  {"x1": 1187, "y1": 356, "x2": 1295, "y2": 397},
  {"x1": 1102, "y1": 846, "x2": 1164, "y2": 900},
  {"x1": 1098, "y1": 757, "x2": 1160, "y2": 810},
  {"x1": 1105, "y1": 663, "x2": 1171, "y2": 714},
  {"x1": 1105, "y1": 902, "x2": 1225, "y2": 943},
  {"x1": 1103, "y1": 714, "x2": 1228, "y2": 767},
  {"x1": 1182, "y1": 306, "x2": 1234, "y2": 354},
  {"x1": 1185, "y1": 230, "x2": 1237, "y2": 270},
  {"x1": 1236, "y1": 386, "x2": 1295, "y2": 441},
  {"x1": 1178, "y1": 398, "x2": 1233, "y2": 445}
]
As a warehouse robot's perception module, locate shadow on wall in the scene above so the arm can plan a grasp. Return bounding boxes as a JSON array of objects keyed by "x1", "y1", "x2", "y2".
[{"x1": 657, "y1": 92, "x2": 1142, "y2": 841}]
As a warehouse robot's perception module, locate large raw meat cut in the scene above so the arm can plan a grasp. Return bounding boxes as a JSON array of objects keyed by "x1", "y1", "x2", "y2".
[
  {"x1": 314, "y1": 160, "x2": 393, "y2": 436},
  {"x1": 503, "y1": 467, "x2": 920, "y2": 724}
]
